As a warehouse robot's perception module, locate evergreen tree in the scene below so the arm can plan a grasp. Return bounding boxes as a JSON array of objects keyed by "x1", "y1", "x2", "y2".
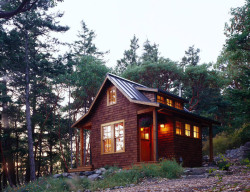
[
  {"x1": 115, "y1": 35, "x2": 140, "y2": 74},
  {"x1": 141, "y1": 39, "x2": 159, "y2": 63}
]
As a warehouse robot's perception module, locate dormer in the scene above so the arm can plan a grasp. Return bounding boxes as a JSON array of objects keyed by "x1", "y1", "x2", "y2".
[{"x1": 156, "y1": 93, "x2": 184, "y2": 110}]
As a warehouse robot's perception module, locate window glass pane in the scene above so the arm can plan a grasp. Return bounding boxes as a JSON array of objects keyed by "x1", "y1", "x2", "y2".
[
  {"x1": 108, "y1": 88, "x2": 116, "y2": 105},
  {"x1": 193, "y1": 126, "x2": 199, "y2": 138},
  {"x1": 166, "y1": 99, "x2": 173, "y2": 107},
  {"x1": 115, "y1": 122, "x2": 124, "y2": 152},
  {"x1": 176, "y1": 121, "x2": 182, "y2": 135},
  {"x1": 185, "y1": 124, "x2": 190, "y2": 136},
  {"x1": 103, "y1": 125, "x2": 112, "y2": 139},
  {"x1": 104, "y1": 139, "x2": 112, "y2": 153}
]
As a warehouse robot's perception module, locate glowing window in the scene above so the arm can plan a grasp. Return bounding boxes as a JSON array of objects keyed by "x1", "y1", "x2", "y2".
[
  {"x1": 101, "y1": 120, "x2": 125, "y2": 154},
  {"x1": 185, "y1": 124, "x2": 191, "y2": 136},
  {"x1": 166, "y1": 99, "x2": 173, "y2": 107},
  {"x1": 103, "y1": 125, "x2": 112, "y2": 153},
  {"x1": 140, "y1": 127, "x2": 150, "y2": 140},
  {"x1": 175, "y1": 102, "x2": 183, "y2": 110},
  {"x1": 115, "y1": 122, "x2": 124, "y2": 152},
  {"x1": 157, "y1": 95, "x2": 165, "y2": 104},
  {"x1": 107, "y1": 86, "x2": 116, "y2": 105},
  {"x1": 176, "y1": 121, "x2": 182, "y2": 135},
  {"x1": 193, "y1": 126, "x2": 199, "y2": 138}
]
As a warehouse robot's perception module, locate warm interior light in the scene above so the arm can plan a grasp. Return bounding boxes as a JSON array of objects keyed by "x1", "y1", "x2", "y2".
[
  {"x1": 160, "y1": 124, "x2": 164, "y2": 128},
  {"x1": 145, "y1": 133, "x2": 149, "y2": 140},
  {"x1": 141, "y1": 128, "x2": 144, "y2": 131}
]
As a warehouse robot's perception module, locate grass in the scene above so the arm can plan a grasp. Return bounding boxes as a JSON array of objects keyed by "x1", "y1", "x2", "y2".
[{"x1": 6, "y1": 159, "x2": 183, "y2": 191}]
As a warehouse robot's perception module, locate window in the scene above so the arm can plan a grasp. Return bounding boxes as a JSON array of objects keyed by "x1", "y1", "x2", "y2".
[
  {"x1": 175, "y1": 121, "x2": 182, "y2": 135},
  {"x1": 193, "y1": 126, "x2": 199, "y2": 138},
  {"x1": 140, "y1": 127, "x2": 150, "y2": 140},
  {"x1": 185, "y1": 124, "x2": 191, "y2": 136},
  {"x1": 175, "y1": 101, "x2": 182, "y2": 110},
  {"x1": 101, "y1": 120, "x2": 125, "y2": 154},
  {"x1": 157, "y1": 95, "x2": 165, "y2": 104},
  {"x1": 166, "y1": 98, "x2": 173, "y2": 107},
  {"x1": 107, "y1": 86, "x2": 116, "y2": 105}
]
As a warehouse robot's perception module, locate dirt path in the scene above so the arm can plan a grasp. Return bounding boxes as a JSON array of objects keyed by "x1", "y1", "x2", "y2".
[{"x1": 110, "y1": 167, "x2": 250, "y2": 192}]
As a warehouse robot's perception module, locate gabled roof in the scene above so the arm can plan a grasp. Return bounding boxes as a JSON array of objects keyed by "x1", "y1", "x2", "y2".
[
  {"x1": 71, "y1": 73, "x2": 159, "y2": 128},
  {"x1": 72, "y1": 73, "x2": 219, "y2": 128}
]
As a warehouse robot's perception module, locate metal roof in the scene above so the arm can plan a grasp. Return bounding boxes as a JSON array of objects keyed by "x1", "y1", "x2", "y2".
[{"x1": 108, "y1": 73, "x2": 151, "y2": 102}]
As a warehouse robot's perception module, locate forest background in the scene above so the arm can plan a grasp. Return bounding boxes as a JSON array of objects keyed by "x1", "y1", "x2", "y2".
[{"x1": 0, "y1": 0, "x2": 249, "y2": 189}]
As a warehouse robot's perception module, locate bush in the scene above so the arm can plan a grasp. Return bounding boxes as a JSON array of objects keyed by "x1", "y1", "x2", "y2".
[
  {"x1": 203, "y1": 124, "x2": 250, "y2": 156},
  {"x1": 216, "y1": 154, "x2": 230, "y2": 171}
]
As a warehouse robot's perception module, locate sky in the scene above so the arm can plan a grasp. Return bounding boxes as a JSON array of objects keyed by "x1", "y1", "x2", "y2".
[{"x1": 52, "y1": 0, "x2": 245, "y2": 68}]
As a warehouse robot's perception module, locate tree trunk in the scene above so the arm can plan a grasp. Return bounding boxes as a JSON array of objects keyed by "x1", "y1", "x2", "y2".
[
  {"x1": 49, "y1": 144, "x2": 53, "y2": 174},
  {"x1": 15, "y1": 127, "x2": 20, "y2": 185},
  {"x1": 25, "y1": 29, "x2": 36, "y2": 181}
]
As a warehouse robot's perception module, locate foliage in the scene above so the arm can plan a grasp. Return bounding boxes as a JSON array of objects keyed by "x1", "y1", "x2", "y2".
[
  {"x1": 115, "y1": 35, "x2": 140, "y2": 74},
  {"x1": 180, "y1": 45, "x2": 200, "y2": 67},
  {"x1": 203, "y1": 123, "x2": 250, "y2": 155},
  {"x1": 216, "y1": 154, "x2": 231, "y2": 171}
]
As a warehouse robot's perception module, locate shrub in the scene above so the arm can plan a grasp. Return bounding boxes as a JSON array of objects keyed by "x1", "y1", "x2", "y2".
[
  {"x1": 159, "y1": 159, "x2": 183, "y2": 178},
  {"x1": 216, "y1": 154, "x2": 230, "y2": 171}
]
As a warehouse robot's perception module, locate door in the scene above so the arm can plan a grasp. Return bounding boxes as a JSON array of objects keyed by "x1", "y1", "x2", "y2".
[{"x1": 140, "y1": 127, "x2": 151, "y2": 161}]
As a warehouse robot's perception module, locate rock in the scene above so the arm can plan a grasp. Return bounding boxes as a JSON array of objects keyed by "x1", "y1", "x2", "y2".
[
  {"x1": 77, "y1": 190, "x2": 84, "y2": 192},
  {"x1": 69, "y1": 173, "x2": 77, "y2": 177},
  {"x1": 79, "y1": 172, "x2": 85, "y2": 176},
  {"x1": 53, "y1": 174, "x2": 62, "y2": 178},
  {"x1": 114, "y1": 186, "x2": 119, "y2": 189},
  {"x1": 84, "y1": 171, "x2": 95, "y2": 176},
  {"x1": 100, "y1": 167, "x2": 106, "y2": 172},
  {"x1": 130, "y1": 184, "x2": 135, "y2": 187},
  {"x1": 46, "y1": 184, "x2": 51, "y2": 189},
  {"x1": 97, "y1": 175, "x2": 104, "y2": 180},
  {"x1": 62, "y1": 173, "x2": 69, "y2": 177},
  {"x1": 80, "y1": 175, "x2": 86, "y2": 179},
  {"x1": 67, "y1": 176, "x2": 73, "y2": 179},
  {"x1": 95, "y1": 169, "x2": 102, "y2": 174},
  {"x1": 88, "y1": 173, "x2": 100, "y2": 181}
]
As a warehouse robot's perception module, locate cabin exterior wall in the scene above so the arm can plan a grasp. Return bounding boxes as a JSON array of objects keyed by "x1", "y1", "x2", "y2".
[{"x1": 89, "y1": 82, "x2": 147, "y2": 168}]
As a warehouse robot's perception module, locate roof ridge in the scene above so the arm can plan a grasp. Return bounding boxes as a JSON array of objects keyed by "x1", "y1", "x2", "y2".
[{"x1": 107, "y1": 73, "x2": 148, "y2": 88}]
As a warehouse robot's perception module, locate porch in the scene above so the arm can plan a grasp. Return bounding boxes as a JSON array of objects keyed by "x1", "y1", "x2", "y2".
[{"x1": 137, "y1": 107, "x2": 214, "y2": 167}]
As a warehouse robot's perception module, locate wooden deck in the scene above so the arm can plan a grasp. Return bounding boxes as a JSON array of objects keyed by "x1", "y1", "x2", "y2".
[{"x1": 68, "y1": 165, "x2": 93, "y2": 173}]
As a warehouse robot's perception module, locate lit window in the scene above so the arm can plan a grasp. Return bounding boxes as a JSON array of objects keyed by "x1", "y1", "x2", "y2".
[
  {"x1": 157, "y1": 95, "x2": 165, "y2": 104},
  {"x1": 107, "y1": 86, "x2": 116, "y2": 105},
  {"x1": 140, "y1": 127, "x2": 150, "y2": 140},
  {"x1": 101, "y1": 120, "x2": 125, "y2": 154},
  {"x1": 193, "y1": 126, "x2": 199, "y2": 138},
  {"x1": 176, "y1": 121, "x2": 182, "y2": 135},
  {"x1": 166, "y1": 99, "x2": 173, "y2": 107},
  {"x1": 185, "y1": 124, "x2": 190, "y2": 136},
  {"x1": 115, "y1": 122, "x2": 124, "y2": 152},
  {"x1": 175, "y1": 102, "x2": 183, "y2": 110}
]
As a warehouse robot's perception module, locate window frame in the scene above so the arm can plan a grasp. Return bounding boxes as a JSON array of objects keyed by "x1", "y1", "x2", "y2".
[
  {"x1": 166, "y1": 98, "x2": 173, "y2": 107},
  {"x1": 175, "y1": 121, "x2": 182, "y2": 135},
  {"x1": 175, "y1": 101, "x2": 183, "y2": 110},
  {"x1": 107, "y1": 86, "x2": 117, "y2": 106},
  {"x1": 101, "y1": 120, "x2": 125, "y2": 154},
  {"x1": 193, "y1": 125, "x2": 200, "y2": 139},
  {"x1": 185, "y1": 123, "x2": 191, "y2": 137}
]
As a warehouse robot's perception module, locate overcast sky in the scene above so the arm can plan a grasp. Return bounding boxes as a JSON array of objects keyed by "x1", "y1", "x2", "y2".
[{"x1": 52, "y1": 0, "x2": 245, "y2": 68}]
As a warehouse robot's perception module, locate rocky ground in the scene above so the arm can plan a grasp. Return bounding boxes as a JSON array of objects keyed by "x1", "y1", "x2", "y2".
[{"x1": 108, "y1": 166, "x2": 250, "y2": 192}]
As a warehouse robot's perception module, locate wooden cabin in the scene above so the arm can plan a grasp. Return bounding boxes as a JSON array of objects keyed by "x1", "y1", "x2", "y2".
[{"x1": 71, "y1": 73, "x2": 219, "y2": 170}]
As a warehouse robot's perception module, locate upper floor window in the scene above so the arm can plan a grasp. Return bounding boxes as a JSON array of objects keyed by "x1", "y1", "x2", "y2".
[
  {"x1": 107, "y1": 86, "x2": 116, "y2": 106},
  {"x1": 176, "y1": 121, "x2": 182, "y2": 135},
  {"x1": 101, "y1": 120, "x2": 125, "y2": 154},
  {"x1": 185, "y1": 124, "x2": 191, "y2": 136},
  {"x1": 193, "y1": 126, "x2": 200, "y2": 138},
  {"x1": 175, "y1": 101, "x2": 182, "y2": 110},
  {"x1": 157, "y1": 95, "x2": 165, "y2": 104},
  {"x1": 166, "y1": 98, "x2": 173, "y2": 107}
]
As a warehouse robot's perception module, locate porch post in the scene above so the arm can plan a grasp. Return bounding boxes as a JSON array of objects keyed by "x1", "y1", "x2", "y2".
[
  {"x1": 80, "y1": 128, "x2": 84, "y2": 166},
  {"x1": 209, "y1": 124, "x2": 213, "y2": 162},
  {"x1": 153, "y1": 109, "x2": 159, "y2": 161}
]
